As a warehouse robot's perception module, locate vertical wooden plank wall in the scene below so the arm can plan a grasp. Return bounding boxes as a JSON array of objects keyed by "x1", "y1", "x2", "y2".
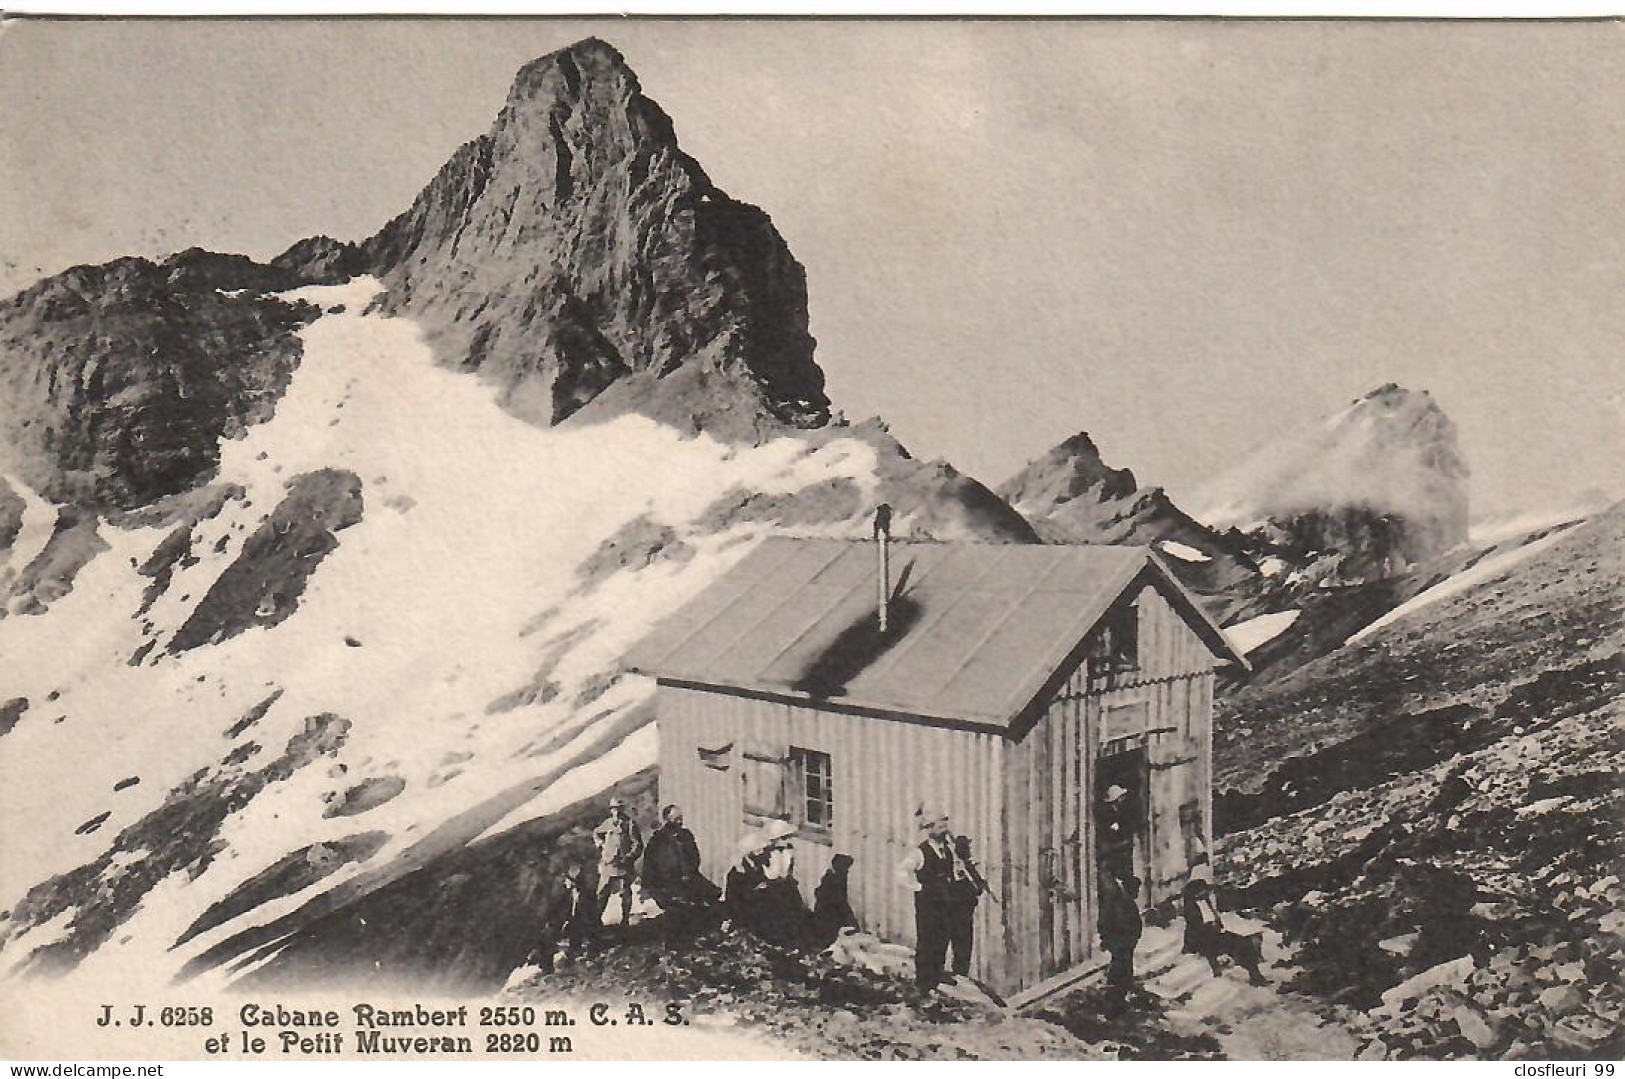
[
  {"x1": 999, "y1": 660, "x2": 1097, "y2": 994},
  {"x1": 657, "y1": 684, "x2": 1011, "y2": 992},
  {"x1": 654, "y1": 572, "x2": 1223, "y2": 1001},
  {"x1": 998, "y1": 581, "x2": 1221, "y2": 995}
]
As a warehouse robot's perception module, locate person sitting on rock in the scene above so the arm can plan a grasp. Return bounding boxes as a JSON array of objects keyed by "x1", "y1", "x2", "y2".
[
  {"x1": 811, "y1": 853, "x2": 859, "y2": 949},
  {"x1": 724, "y1": 831, "x2": 769, "y2": 926},
  {"x1": 725, "y1": 821, "x2": 812, "y2": 948},
  {"x1": 642, "y1": 804, "x2": 718, "y2": 920},
  {"x1": 1182, "y1": 866, "x2": 1268, "y2": 986},
  {"x1": 526, "y1": 864, "x2": 593, "y2": 973}
]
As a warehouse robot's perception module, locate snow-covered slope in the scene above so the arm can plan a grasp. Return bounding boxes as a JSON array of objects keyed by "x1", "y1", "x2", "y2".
[
  {"x1": 0, "y1": 282, "x2": 964, "y2": 987},
  {"x1": 1225, "y1": 610, "x2": 1301, "y2": 656},
  {"x1": 1195, "y1": 384, "x2": 1470, "y2": 582},
  {"x1": 1347, "y1": 522, "x2": 1581, "y2": 644}
]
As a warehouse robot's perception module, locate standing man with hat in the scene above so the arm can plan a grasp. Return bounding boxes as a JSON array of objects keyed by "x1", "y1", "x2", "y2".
[
  {"x1": 593, "y1": 795, "x2": 644, "y2": 927},
  {"x1": 1098, "y1": 868, "x2": 1145, "y2": 1007},
  {"x1": 897, "y1": 807, "x2": 977, "y2": 991},
  {"x1": 1097, "y1": 782, "x2": 1137, "y2": 883}
]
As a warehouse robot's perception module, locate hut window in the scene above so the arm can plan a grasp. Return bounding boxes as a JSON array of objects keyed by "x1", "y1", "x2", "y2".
[
  {"x1": 790, "y1": 747, "x2": 834, "y2": 834},
  {"x1": 741, "y1": 749, "x2": 790, "y2": 821},
  {"x1": 1088, "y1": 599, "x2": 1140, "y2": 681}
]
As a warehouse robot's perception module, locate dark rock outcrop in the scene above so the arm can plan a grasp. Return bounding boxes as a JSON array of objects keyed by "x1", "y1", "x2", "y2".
[
  {"x1": 323, "y1": 776, "x2": 407, "y2": 819},
  {"x1": 6, "y1": 710, "x2": 353, "y2": 974},
  {"x1": 175, "y1": 830, "x2": 389, "y2": 947},
  {"x1": 0, "y1": 475, "x2": 24, "y2": 550},
  {"x1": 0, "y1": 257, "x2": 318, "y2": 509},
  {"x1": 999, "y1": 430, "x2": 1262, "y2": 621},
  {"x1": 270, "y1": 236, "x2": 365, "y2": 285},
  {"x1": 4, "y1": 505, "x2": 110, "y2": 616},
  {"x1": 0, "y1": 696, "x2": 26, "y2": 738},
  {"x1": 359, "y1": 37, "x2": 829, "y2": 435},
  {"x1": 167, "y1": 469, "x2": 363, "y2": 653}
]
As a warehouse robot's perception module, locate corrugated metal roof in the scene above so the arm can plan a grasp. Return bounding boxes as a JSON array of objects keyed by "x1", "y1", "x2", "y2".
[{"x1": 626, "y1": 537, "x2": 1245, "y2": 730}]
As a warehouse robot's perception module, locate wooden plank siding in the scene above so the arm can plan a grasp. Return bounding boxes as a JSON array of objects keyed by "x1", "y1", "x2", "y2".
[
  {"x1": 657, "y1": 683, "x2": 1009, "y2": 991},
  {"x1": 654, "y1": 576, "x2": 1220, "y2": 1001},
  {"x1": 999, "y1": 582, "x2": 1217, "y2": 996}
]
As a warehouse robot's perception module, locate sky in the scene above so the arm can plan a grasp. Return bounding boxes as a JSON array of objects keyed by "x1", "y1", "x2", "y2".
[{"x1": 1, "y1": 18, "x2": 1620, "y2": 515}]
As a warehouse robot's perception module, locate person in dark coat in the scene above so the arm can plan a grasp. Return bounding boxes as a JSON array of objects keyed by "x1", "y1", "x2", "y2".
[
  {"x1": 898, "y1": 809, "x2": 977, "y2": 990},
  {"x1": 947, "y1": 835, "x2": 989, "y2": 978},
  {"x1": 1098, "y1": 869, "x2": 1144, "y2": 1001},
  {"x1": 1181, "y1": 868, "x2": 1266, "y2": 985},
  {"x1": 526, "y1": 865, "x2": 593, "y2": 973},
  {"x1": 725, "y1": 824, "x2": 812, "y2": 948},
  {"x1": 811, "y1": 854, "x2": 859, "y2": 949},
  {"x1": 1096, "y1": 783, "x2": 1137, "y2": 884},
  {"x1": 642, "y1": 804, "x2": 718, "y2": 914}
]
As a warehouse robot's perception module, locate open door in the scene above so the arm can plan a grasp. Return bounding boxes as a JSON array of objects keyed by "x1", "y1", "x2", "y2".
[{"x1": 1095, "y1": 747, "x2": 1151, "y2": 907}]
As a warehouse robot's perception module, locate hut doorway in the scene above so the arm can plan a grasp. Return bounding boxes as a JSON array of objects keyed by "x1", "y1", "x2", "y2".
[{"x1": 1095, "y1": 746, "x2": 1151, "y2": 903}]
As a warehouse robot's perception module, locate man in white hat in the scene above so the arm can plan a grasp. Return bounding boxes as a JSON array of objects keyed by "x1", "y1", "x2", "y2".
[
  {"x1": 1097, "y1": 782, "x2": 1137, "y2": 883},
  {"x1": 593, "y1": 795, "x2": 644, "y2": 927},
  {"x1": 897, "y1": 807, "x2": 977, "y2": 990}
]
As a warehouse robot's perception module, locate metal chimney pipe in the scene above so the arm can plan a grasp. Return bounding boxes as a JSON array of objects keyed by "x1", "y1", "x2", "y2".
[{"x1": 874, "y1": 504, "x2": 893, "y2": 633}]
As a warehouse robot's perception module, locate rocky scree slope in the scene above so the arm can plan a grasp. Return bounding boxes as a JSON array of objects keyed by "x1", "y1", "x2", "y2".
[{"x1": 1212, "y1": 502, "x2": 1625, "y2": 1058}]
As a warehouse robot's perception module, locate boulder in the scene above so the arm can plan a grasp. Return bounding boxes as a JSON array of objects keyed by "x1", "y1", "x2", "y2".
[
  {"x1": 1379, "y1": 956, "x2": 1476, "y2": 1014},
  {"x1": 1449, "y1": 1004, "x2": 1500, "y2": 1051},
  {"x1": 1537, "y1": 985, "x2": 1586, "y2": 1017}
]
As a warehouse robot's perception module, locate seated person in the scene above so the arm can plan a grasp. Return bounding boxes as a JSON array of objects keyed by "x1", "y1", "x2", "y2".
[
  {"x1": 1182, "y1": 867, "x2": 1267, "y2": 986},
  {"x1": 725, "y1": 823, "x2": 812, "y2": 949},
  {"x1": 642, "y1": 804, "x2": 719, "y2": 913},
  {"x1": 811, "y1": 854, "x2": 859, "y2": 949}
]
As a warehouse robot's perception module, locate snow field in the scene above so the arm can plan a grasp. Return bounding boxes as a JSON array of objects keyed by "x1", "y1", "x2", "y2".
[{"x1": 0, "y1": 281, "x2": 890, "y2": 988}]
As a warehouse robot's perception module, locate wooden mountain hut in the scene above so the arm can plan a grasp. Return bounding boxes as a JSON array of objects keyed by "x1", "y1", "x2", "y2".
[{"x1": 625, "y1": 524, "x2": 1248, "y2": 1006}]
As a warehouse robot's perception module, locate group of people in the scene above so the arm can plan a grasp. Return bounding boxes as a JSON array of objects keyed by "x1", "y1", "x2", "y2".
[
  {"x1": 722, "y1": 818, "x2": 864, "y2": 950},
  {"x1": 529, "y1": 794, "x2": 991, "y2": 992},
  {"x1": 534, "y1": 789, "x2": 1262, "y2": 1008},
  {"x1": 1096, "y1": 850, "x2": 1268, "y2": 1010},
  {"x1": 728, "y1": 805, "x2": 992, "y2": 992},
  {"x1": 526, "y1": 797, "x2": 718, "y2": 971}
]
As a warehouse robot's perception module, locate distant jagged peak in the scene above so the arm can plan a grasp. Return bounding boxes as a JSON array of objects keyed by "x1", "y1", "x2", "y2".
[
  {"x1": 997, "y1": 428, "x2": 1139, "y2": 514},
  {"x1": 1198, "y1": 383, "x2": 1467, "y2": 526},
  {"x1": 1193, "y1": 382, "x2": 1470, "y2": 573}
]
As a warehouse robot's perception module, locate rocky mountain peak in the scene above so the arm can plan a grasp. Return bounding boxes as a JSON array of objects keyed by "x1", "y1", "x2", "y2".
[
  {"x1": 362, "y1": 37, "x2": 828, "y2": 434},
  {"x1": 506, "y1": 37, "x2": 635, "y2": 110},
  {"x1": 1195, "y1": 383, "x2": 1471, "y2": 578},
  {"x1": 998, "y1": 429, "x2": 1264, "y2": 622},
  {"x1": 997, "y1": 429, "x2": 1139, "y2": 513}
]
